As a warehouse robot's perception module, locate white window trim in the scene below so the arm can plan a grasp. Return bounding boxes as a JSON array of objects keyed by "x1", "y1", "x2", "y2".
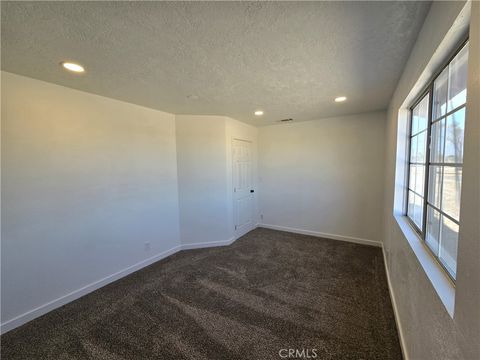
[
  {"x1": 392, "y1": 18, "x2": 470, "y2": 318},
  {"x1": 393, "y1": 105, "x2": 457, "y2": 317}
]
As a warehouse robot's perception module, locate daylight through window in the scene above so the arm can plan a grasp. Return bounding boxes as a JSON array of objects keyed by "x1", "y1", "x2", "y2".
[{"x1": 407, "y1": 40, "x2": 469, "y2": 280}]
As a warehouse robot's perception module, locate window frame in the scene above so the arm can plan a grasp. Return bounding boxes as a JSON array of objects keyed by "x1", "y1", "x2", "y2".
[
  {"x1": 406, "y1": 89, "x2": 431, "y2": 235},
  {"x1": 405, "y1": 37, "x2": 469, "y2": 283}
]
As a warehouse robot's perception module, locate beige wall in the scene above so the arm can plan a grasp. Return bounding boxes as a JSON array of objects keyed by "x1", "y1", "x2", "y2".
[
  {"x1": 383, "y1": 1, "x2": 479, "y2": 359},
  {"x1": 455, "y1": 1, "x2": 480, "y2": 352},
  {"x1": 1, "y1": 72, "x2": 181, "y2": 329},
  {"x1": 175, "y1": 115, "x2": 230, "y2": 246},
  {"x1": 258, "y1": 111, "x2": 386, "y2": 244}
]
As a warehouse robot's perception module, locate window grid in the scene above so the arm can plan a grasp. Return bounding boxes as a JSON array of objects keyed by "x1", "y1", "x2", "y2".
[
  {"x1": 432, "y1": 103, "x2": 466, "y2": 124},
  {"x1": 406, "y1": 39, "x2": 469, "y2": 282}
]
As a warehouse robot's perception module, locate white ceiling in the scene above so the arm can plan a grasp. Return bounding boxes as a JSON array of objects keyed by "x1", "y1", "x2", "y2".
[{"x1": 1, "y1": 1, "x2": 430, "y2": 125}]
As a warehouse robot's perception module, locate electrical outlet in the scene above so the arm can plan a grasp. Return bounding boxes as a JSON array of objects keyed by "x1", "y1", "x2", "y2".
[{"x1": 144, "y1": 242, "x2": 151, "y2": 252}]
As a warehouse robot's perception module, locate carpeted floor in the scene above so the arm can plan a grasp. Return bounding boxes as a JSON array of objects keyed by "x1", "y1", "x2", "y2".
[{"x1": 1, "y1": 228, "x2": 402, "y2": 360}]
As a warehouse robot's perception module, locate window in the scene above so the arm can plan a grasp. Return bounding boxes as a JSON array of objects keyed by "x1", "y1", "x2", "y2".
[{"x1": 407, "y1": 40, "x2": 469, "y2": 280}]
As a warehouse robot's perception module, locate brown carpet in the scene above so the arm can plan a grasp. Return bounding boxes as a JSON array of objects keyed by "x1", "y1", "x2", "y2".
[{"x1": 1, "y1": 228, "x2": 402, "y2": 360}]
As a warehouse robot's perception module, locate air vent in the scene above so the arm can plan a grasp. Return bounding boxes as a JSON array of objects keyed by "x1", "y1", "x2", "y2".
[{"x1": 278, "y1": 118, "x2": 293, "y2": 123}]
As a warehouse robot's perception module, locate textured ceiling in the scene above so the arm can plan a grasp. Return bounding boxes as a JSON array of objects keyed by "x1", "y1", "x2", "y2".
[{"x1": 1, "y1": 1, "x2": 430, "y2": 125}]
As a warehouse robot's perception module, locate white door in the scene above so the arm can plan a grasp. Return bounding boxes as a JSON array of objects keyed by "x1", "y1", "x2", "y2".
[{"x1": 233, "y1": 139, "x2": 254, "y2": 238}]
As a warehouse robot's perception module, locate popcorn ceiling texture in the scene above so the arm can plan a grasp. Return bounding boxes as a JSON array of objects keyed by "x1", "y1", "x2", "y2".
[
  {"x1": 1, "y1": 228, "x2": 401, "y2": 360},
  {"x1": 1, "y1": 1, "x2": 429, "y2": 125}
]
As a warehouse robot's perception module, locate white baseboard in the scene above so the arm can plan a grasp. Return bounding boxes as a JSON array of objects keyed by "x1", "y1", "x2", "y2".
[
  {"x1": 258, "y1": 223, "x2": 382, "y2": 248},
  {"x1": 382, "y1": 247, "x2": 409, "y2": 360},
  {"x1": 0, "y1": 236, "x2": 239, "y2": 335},
  {"x1": 0, "y1": 227, "x2": 387, "y2": 336},
  {"x1": 180, "y1": 237, "x2": 236, "y2": 250},
  {"x1": 0, "y1": 244, "x2": 182, "y2": 334}
]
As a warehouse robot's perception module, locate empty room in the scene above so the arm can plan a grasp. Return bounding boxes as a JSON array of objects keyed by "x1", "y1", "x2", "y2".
[{"x1": 1, "y1": 1, "x2": 479, "y2": 359}]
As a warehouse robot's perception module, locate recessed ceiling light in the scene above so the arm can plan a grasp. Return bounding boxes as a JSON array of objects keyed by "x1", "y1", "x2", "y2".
[
  {"x1": 61, "y1": 62, "x2": 85, "y2": 73},
  {"x1": 254, "y1": 110, "x2": 264, "y2": 116},
  {"x1": 334, "y1": 96, "x2": 347, "y2": 102}
]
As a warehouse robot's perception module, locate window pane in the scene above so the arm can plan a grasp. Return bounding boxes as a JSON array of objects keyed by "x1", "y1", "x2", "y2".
[
  {"x1": 411, "y1": 132, "x2": 426, "y2": 163},
  {"x1": 426, "y1": 205, "x2": 441, "y2": 256},
  {"x1": 407, "y1": 191, "x2": 415, "y2": 221},
  {"x1": 409, "y1": 164, "x2": 426, "y2": 196},
  {"x1": 444, "y1": 108, "x2": 465, "y2": 163},
  {"x1": 409, "y1": 165, "x2": 416, "y2": 191},
  {"x1": 447, "y1": 43, "x2": 469, "y2": 112},
  {"x1": 410, "y1": 135, "x2": 417, "y2": 162},
  {"x1": 433, "y1": 67, "x2": 448, "y2": 120},
  {"x1": 417, "y1": 131, "x2": 426, "y2": 163},
  {"x1": 428, "y1": 165, "x2": 442, "y2": 208},
  {"x1": 412, "y1": 95, "x2": 429, "y2": 135},
  {"x1": 439, "y1": 216, "x2": 459, "y2": 278},
  {"x1": 430, "y1": 118, "x2": 446, "y2": 163},
  {"x1": 442, "y1": 167, "x2": 462, "y2": 221},
  {"x1": 415, "y1": 165, "x2": 425, "y2": 196},
  {"x1": 414, "y1": 194, "x2": 423, "y2": 229},
  {"x1": 412, "y1": 109, "x2": 418, "y2": 136}
]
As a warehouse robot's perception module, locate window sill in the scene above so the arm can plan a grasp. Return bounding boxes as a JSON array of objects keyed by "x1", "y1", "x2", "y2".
[{"x1": 394, "y1": 215, "x2": 455, "y2": 318}]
